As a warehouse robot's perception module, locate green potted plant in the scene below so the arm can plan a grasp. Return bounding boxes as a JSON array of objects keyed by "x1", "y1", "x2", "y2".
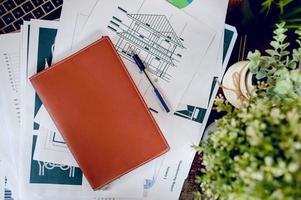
[
  {"x1": 194, "y1": 23, "x2": 301, "y2": 200},
  {"x1": 261, "y1": 0, "x2": 301, "y2": 29}
]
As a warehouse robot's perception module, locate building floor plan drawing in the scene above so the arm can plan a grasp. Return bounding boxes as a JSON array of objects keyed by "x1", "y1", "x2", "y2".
[
  {"x1": 108, "y1": 9, "x2": 185, "y2": 82},
  {"x1": 80, "y1": 0, "x2": 216, "y2": 110}
]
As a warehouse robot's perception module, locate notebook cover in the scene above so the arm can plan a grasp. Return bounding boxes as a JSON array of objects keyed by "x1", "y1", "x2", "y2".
[{"x1": 30, "y1": 36, "x2": 169, "y2": 190}]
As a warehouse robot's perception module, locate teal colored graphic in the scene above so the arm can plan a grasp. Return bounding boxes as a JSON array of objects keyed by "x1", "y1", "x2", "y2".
[
  {"x1": 208, "y1": 77, "x2": 218, "y2": 107},
  {"x1": 174, "y1": 27, "x2": 235, "y2": 124},
  {"x1": 174, "y1": 105, "x2": 206, "y2": 123},
  {"x1": 223, "y1": 29, "x2": 234, "y2": 62},
  {"x1": 30, "y1": 135, "x2": 82, "y2": 185},
  {"x1": 30, "y1": 28, "x2": 83, "y2": 185},
  {"x1": 33, "y1": 28, "x2": 56, "y2": 118},
  {"x1": 167, "y1": 0, "x2": 193, "y2": 9}
]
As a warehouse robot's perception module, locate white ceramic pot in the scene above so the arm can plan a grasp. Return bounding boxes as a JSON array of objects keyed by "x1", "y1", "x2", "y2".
[{"x1": 222, "y1": 61, "x2": 254, "y2": 108}]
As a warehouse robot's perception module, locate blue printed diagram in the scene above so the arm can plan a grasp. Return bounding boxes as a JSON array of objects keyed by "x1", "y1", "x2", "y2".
[{"x1": 108, "y1": 7, "x2": 185, "y2": 82}]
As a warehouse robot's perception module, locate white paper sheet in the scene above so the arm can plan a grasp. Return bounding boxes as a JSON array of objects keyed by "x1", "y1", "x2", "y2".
[
  {"x1": 103, "y1": 84, "x2": 198, "y2": 199},
  {"x1": 179, "y1": 31, "x2": 223, "y2": 108},
  {"x1": 200, "y1": 24, "x2": 238, "y2": 137},
  {"x1": 0, "y1": 33, "x2": 22, "y2": 200},
  {"x1": 178, "y1": 0, "x2": 229, "y2": 107},
  {"x1": 79, "y1": 0, "x2": 215, "y2": 111},
  {"x1": 53, "y1": 0, "x2": 99, "y2": 63},
  {"x1": 0, "y1": 111, "x2": 19, "y2": 200},
  {"x1": 19, "y1": 19, "x2": 144, "y2": 199},
  {"x1": 183, "y1": 0, "x2": 229, "y2": 28},
  {"x1": 0, "y1": 33, "x2": 22, "y2": 158},
  {"x1": 0, "y1": 119, "x2": 7, "y2": 199}
]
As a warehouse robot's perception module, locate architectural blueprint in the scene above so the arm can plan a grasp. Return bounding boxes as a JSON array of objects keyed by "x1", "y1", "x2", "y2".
[
  {"x1": 80, "y1": 0, "x2": 215, "y2": 111},
  {"x1": 108, "y1": 10, "x2": 185, "y2": 82}
]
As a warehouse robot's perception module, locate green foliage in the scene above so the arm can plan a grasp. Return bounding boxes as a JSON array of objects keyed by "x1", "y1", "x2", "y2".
[
  {"x1": 195, "y1": 96, "x2": 301, "y2": 200},
  {"x1": 261, "y1": 0, "x2": 301, "y2": 29},
  {"x1": 261, "y1": 0, "x2": 274, "y2": 15},
  {"x1": 262, "y1": 0, "x2": 294, "y2": 15},
  {"x1": 247, "y1": 22, "x2": 301, "y2": 98},
  {"x1": 195, "y1": 23, "x2": 301, "y2": 200}
]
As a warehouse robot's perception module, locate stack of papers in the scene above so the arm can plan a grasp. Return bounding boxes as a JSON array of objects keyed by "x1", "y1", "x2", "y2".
[{"x1": 0, "y1": 0, "x2": 237, "y2": 199}]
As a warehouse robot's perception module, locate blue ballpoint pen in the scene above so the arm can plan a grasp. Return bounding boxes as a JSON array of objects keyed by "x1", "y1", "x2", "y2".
[{"x1": 132, "y1": 54, "x2": 170, "y2": 113}]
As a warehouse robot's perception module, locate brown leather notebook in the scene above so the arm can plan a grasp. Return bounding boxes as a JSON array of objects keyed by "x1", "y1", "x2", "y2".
[{"x1": 30, "y1": 36, "x2": 169, "y2": 190}]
